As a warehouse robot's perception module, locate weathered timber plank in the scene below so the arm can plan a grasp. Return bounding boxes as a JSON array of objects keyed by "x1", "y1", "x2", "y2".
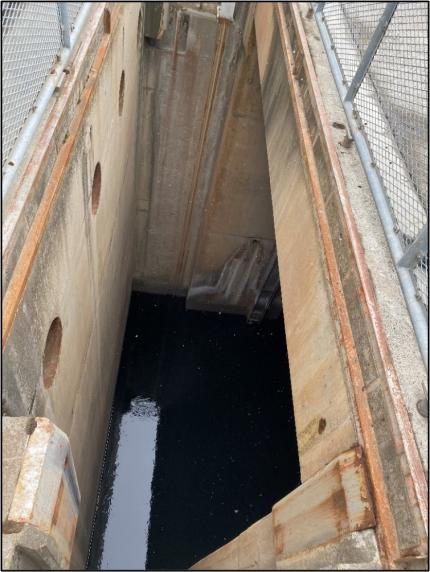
[
  {"x1": 273, "y1": 447, "x2": 375, "y2": 561},
  {"x1": 191, "y1": 514, "x2": 276, "y2": 570}
]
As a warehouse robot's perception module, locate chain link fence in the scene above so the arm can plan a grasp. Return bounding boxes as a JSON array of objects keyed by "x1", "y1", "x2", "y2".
[
  {"x1": 2, "y1": 2, "x2": 84, "y2": 170},
  {"x1": 314, "y1": 2, "x2": 428, "y2": 365}
]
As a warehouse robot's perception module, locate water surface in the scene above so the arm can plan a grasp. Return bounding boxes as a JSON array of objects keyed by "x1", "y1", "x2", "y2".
[{"x1": 88, "y1": 293, "x2": 299, "y2": 570}]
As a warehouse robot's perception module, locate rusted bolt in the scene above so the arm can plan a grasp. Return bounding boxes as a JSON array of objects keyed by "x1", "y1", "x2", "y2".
[{"x1": 416, "y1": 399, "x2": 428, "y2": 418}]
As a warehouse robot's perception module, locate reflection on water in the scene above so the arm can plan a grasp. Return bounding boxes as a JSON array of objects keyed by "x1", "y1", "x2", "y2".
[
  {"x1": 89, "y1": 398, "x2": 159, "y2": 570},
  {"x1": 88, "y1": 293, "x2": 299, "y2": 570}
]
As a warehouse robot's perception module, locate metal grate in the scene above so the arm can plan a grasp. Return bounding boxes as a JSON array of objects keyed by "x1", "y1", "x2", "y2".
[
  {"x1": 362, "y1": 2, "x2": 428, "y2": 238},
  {"x1": 315, "y1": 2, "x2": 428, "y2": 364},
  {"x1": 323, "y1": 2, "x2": 385, "y2": 83},
  {"x1": 2, "y1": 2, "x2": 62, "y2": 168},
  {"x1": 67, "y1": 2, "x2": 83, "y2": 30},
  {"x1": 1, "y1": 2, "x2": 85, "y2": 171}
]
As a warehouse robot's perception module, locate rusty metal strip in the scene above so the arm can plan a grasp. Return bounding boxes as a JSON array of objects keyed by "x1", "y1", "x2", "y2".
[
  {"x1": 2, "y1": 4, "x2": 123, "y2": 350},
  {"x1": 288, "y1": 2, "x2": 428, "y2": 540},
  {"x1": 274, "y1": 3, "x2": 400, "y2": 565}
]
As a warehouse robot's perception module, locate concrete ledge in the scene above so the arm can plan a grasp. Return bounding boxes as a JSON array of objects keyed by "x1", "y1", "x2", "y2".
[{"x1": 2, "y1": 417, "x2": 80, "y2": 570}]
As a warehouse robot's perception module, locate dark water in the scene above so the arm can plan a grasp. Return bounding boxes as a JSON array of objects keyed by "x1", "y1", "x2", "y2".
[{"x1": 88, "y1": 293, "x2": 299, "y2": 570}]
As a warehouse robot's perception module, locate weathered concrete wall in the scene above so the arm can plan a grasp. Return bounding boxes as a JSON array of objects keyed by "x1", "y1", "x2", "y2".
[
  {"x1": 134, "y1": 4, "x2": 219, "y2": 294},
  {"x1": 2, "y1": 4, "x2": 143, "y2": 567},
  {"x1": 194, "y1": 3, "x2": 428, "y2": 569},
  {"x1": 2, "y1": 2, "x2": 427, "y2": 570},
  {"x1": 255, "y1": 3, "x2": 358, "y2": 482},
  {"x1": 298, "y1": 3, "x2": 428, "y2": 475},
  {"x1": 186, "y1": 25, "x2": 277, "y2": 317},
  {"x1": 254, "y1": 3, "x2": 427, "y2": 568},
  {"x1": 134, "y1": 3, "x2": 278, "y2": 317}
]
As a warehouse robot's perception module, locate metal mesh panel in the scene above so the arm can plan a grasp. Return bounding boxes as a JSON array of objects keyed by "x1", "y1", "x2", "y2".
[
  {"x1": 2, "y1": 2, "x2": 62, "y2": 167},
  {"x1": 320, "y1": 2, "x2": 428, "y2": 313},
  {"x1": 323, "y1": 2, "x2": 385, "y2": 83},
  {"x1": 67, "y1": 2, "x2": 83, "y2": 30},
  {"x1": 365, "y1": 2, "x2": 428, "y2": 230}
]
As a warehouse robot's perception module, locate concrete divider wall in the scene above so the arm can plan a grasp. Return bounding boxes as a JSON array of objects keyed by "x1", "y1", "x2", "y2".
[
  {"x1": 133, "y1": 3, "x2": 279, "y2": 317},
  {"x1": 2, "y1": 4, "x2": 143, "y2": 567},
  {"x1": 193, "y1": 3, "x2": 427, "y2": 569}
]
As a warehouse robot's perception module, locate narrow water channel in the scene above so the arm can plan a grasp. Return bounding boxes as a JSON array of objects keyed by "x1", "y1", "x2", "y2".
[{"x1": 87, "y1": 292, "x2": 299, "y2": 570}]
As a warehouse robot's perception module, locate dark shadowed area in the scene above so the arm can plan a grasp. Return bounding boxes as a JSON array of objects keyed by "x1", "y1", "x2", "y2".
[{"x1": 88, "y1": 292, "x2": 299, "y2": 570}]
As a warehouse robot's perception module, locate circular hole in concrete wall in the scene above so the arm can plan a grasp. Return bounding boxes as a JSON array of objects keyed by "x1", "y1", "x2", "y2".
[
  {"x1": 91, "y1": 162, "x2": 102, "y2": 215},
  {"x1": 43, "y1": 317, "x2": 63, "y2": 389},
  {"x1": 119, "y1": 70, "x2": 125, "y2": 116}
]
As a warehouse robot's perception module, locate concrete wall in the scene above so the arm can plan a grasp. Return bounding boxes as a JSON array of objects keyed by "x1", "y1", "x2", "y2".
[
  {"x1": 2, "y1": 4, "x2": 143, "y2": 567},
  {"x1": 255, "y1": 3, "x2": 358, "y2": 482},
  {"x1": 3, "y1": 2, "x2": 427, "y2": 570},
  {"x1": 253, "y1": 4, "x2": 427, "y2": 567},
  {"x1": 193, "y1": 4, "x2": 428, "y2": 568},
  {"x1": 134, "y1": 3, "x2": 278, "y2": 317}
]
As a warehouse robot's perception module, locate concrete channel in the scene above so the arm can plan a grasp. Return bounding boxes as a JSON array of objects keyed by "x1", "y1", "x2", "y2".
[{"x1": 2, "y1": 2, "x2": 428, "y2": 570}]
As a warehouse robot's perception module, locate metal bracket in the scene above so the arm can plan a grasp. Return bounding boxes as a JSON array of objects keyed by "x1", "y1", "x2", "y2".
[
  {"x1": 398, "y1": 224, "x2": 428, "y2": 269},
  {"x1": 345, "y1": 2, "x2": 398, "y2": 102}
]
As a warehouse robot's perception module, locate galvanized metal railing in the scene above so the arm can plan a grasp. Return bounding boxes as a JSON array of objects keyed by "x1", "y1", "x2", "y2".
[
  {"x1": 2, "y1": 2, "x2": 92, "y2": 197},
  {"x1": 314, "y1": 2, "x2": 428, "y2": 368}
]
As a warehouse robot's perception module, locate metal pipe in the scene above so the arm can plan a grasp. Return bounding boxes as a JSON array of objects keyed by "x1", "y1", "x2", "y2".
[
  {"x1": 59, "y1": 3, "x2": 71, "y2": 48},
  {"x1": 2, "y1": 3, "x2": 93, "y2": 200},
  {"x1": 314, "y1": 7, "x2": 428, "y2": 369}
]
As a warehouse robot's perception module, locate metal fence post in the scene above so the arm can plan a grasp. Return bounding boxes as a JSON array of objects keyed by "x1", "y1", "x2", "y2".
[
  {"x1": 58, "y1": 3, "x2": 71, "y2": 48},
  {"x1": 345, "y1": 2, "x2": 398, "y2": 102}
]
